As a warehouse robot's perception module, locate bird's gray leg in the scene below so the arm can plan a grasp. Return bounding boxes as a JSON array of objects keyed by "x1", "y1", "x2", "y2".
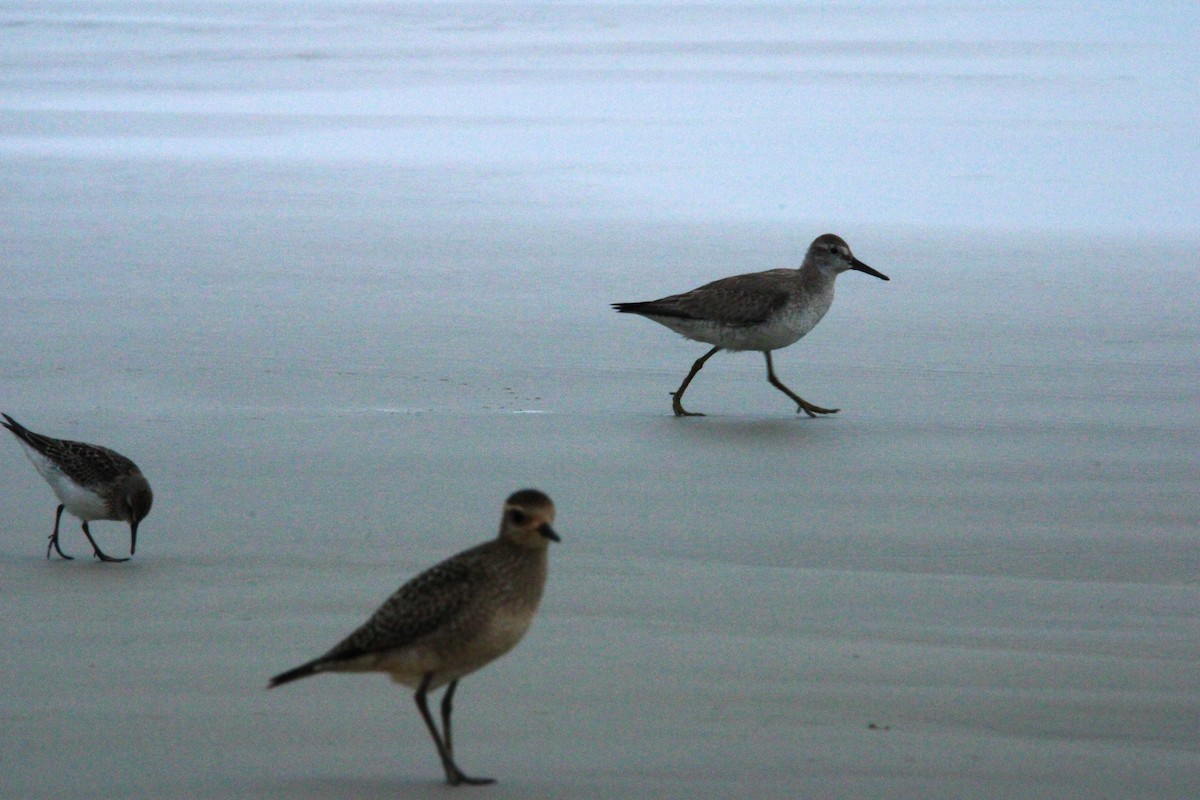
[
  {"x1": 764, "y1": 351, "x2": 839, "y2": 417},
  {"x1": 415, "y1": 675, "x2": 455, "y2": 782},
  {"x1": 672, "y1": 346, "x2": 721, "y2": 416},
  {"x1": 415, "y1": 675, "x2": 494, "y2": 786},
  {"x1": 80, "y1": 521, "x2": 128, "y2": 563},
  {"x1": 47, "y1": 504, "x2": 74, "y2": 560},
  {"x1": 440, "y1": 678, "x2": 458, "y2": 757}
]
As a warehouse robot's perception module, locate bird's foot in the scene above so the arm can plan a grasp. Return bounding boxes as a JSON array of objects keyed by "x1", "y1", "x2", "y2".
[
  {"x1": 46, "y1": 535, "x2": 74, "y2": 560},
  {"x1": 670, "y1": 392, "x2": 705, "y2": 417},
  {"x1": 92, "y1": 550, "x2": 130, "y2": 563},
  {"x1": 797, "y1": 402, "x2": 839, "y2": 418},
  {"x1": 445, "y1": 765, "x2": 496, "y2": 786}
]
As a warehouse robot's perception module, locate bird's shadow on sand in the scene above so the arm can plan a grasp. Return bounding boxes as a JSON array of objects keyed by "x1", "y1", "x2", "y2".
[
  {"x1": 261, "y1": 775, "x2": 540, "y2": 799},
  {"x1": 649, "y1": 412, "x2": 840, "y2": 445}
]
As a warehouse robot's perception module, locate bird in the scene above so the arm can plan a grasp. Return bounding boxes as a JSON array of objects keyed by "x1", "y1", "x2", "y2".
[
  {"x1": 612, "y1": 233, "x2": 889, "y2": 417},
  {"x1": 269, "y1": 488, "x2": 560, "y2": 786},
  {"x1": 2, "y1": 413, "x2": 153, "y2": 562}
]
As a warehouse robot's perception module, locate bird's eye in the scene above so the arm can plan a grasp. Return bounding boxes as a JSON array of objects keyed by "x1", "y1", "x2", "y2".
[{"x1": 507, "y1": 508, "x2": 528, "y2": 525}]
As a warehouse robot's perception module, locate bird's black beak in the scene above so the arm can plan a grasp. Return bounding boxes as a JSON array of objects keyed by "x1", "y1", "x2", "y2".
[
  {"x1": 129, "y1": 520, "x2": 138, "y2": 555},
  {"x1": 539, "y1": 523, "x2": 561, "y2": 542},
  {"x1": 852, "y1": 258, "x2": 889, "y2": 281}
]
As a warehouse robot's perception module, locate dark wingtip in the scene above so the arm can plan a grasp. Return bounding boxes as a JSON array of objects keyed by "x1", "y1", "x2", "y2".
[
  {"x1": 0, "y1": 413, "x2": 36, "y2": 445},
  {"x1": 268, "y1": 662, "x2": 316, "y2": 689},
  {"x1": 612, "y1": 300, "x2": 696, "y2": 320}
]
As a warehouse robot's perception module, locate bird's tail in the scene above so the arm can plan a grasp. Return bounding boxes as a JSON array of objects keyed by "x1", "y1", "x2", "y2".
[
  {"x1": 1, "y1": 413, "x2": 56, "y2": 454},
  {"x1": 268, "y1": 660, "x2": 321, "y2": 689},
  {"x1": 1, "y1": 412, "x2": 29, "y2": 439}
]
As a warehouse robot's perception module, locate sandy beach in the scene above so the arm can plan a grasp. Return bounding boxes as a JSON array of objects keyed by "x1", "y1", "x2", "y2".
[{"x1": 1, "y1": 3, "x2": 1197, "y2": 799}]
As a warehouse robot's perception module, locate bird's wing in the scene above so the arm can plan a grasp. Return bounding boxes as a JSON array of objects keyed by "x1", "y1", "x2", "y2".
[
  {"x1": 320, "y1": 552, "x2": 483, "y2": 663},
  {"x1": 614, "y1": 269, "x2": 793, "y2": 326},
  {"x1": 53, "y1": 441, "x2": 139, "y2": 486},
  {"x1": 2, "y1": 414, "x2": 138, "y2": 486}
]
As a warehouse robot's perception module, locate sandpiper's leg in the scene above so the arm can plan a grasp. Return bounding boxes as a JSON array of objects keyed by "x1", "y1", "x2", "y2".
[
  {"x1": 415, "y1": 675, "x2": 494, "y2": 786},
  {"x1": 763, "y1": 352, "x2": 839, "y2": 417},
  {"x1": 80, "y1": 521, "x2": 128, "y2": 563},
  {"x1": 672, "y1": 346, "x2": 721, "y2": 416},
  {"x1": 47, "y1": 504, "x2": 74, "y2": 560}
]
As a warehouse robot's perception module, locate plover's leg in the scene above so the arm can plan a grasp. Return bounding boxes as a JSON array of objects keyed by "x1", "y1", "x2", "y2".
[
  {"x1": 415, "y1": 675, "x2": 494, "y2": 786},
  {"x1": 47, "y1": 504, "x2": 74, "y2": 560},
  {"x1": 440, "y1": 678, "x2": 459, "y2": 757},
  {"x1": 80, "y1": 521, "x2": 129, "y2": 563},
  {"x1": 671, "y1": 346, "x2": 721, "y2": 417},
  {"x1": 764, "y1": 351, "x2": 839, "y2": 417}
]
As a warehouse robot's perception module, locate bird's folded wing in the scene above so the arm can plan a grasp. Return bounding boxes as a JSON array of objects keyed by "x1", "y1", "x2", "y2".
[{"x1": 320, "y1": 558, "x2": 480, "y2": 662}]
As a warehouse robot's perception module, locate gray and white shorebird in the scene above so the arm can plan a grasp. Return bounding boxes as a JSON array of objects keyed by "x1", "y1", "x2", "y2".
[
  {"x1": 269, "y1": 488, "x2": 560, "y2": 786},
  {"x1": 1, "y1": 413, "x2": 153, "y2": 562},
  {"x1": 613, "y1": 233, "x2": 889, "y2": 416}
]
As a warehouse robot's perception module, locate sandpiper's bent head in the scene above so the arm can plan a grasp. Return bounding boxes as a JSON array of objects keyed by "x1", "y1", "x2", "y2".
[
  {"x1": 808, "y1": 233, "x2": 889, "y2": 281},
  {"x1": 500, "y1": 488, "x2": 559, "y2": 548},
  {"x1": 118, "y1": 474, "x2": 153, "y2": 554}
]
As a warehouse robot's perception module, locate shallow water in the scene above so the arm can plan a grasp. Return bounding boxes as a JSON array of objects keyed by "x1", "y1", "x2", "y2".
[{"x1": 1, "y1": 3, "x2": 1198, "y2": 799}]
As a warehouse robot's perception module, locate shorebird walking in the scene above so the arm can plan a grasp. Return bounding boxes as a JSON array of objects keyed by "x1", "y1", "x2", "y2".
[
  {"x1": 269, "y1": 489, "x2": 560, "y2": 786},
  {"x1": 2, "y1": 413, "x2": 153, "y2": 562},
  {"x1": 613, "y1": 233, "x2": 889, "y2": 417}
]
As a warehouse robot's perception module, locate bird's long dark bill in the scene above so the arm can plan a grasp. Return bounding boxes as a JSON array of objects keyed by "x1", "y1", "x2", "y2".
[
  {"x1": 130, "y1": 521, "x2": 138, "y2": 555},
  {"x1": 852, "y1": 259, "x2": 889, "y2": 281},
  {"x1": 539, "y1": 523, "x2": 561, "y2": 542}
]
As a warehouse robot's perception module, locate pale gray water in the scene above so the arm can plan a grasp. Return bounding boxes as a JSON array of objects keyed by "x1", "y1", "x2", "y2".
[{"x1": 1, "y1": 3, "x2": 1198, "y2": 799}]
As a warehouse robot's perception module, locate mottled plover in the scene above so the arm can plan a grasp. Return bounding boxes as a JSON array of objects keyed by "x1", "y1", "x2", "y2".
[
  {"x1": 269, "y1": 489, "x2": 560, "y2": 786},
  {"x1": 613, "y1": 233, "x2": 889, "y2": 416},
  {"x1": 2, "y1": 413, "x2": 153, "y2": 562}
]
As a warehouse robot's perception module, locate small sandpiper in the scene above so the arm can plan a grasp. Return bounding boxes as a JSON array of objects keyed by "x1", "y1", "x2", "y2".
[
  {"x1": 613, "y1": 233, "x2": 889, "y2": 416},
  {"x1": 269, "y1": 489, "x2": 560, "y2": 786},
  {"x1": 2, "y1": 413, "x2": 153, "y2": 562}
]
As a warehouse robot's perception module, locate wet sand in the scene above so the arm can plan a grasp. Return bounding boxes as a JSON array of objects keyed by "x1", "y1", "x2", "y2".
[
  {"x1": 2, "y1": 3, "x2": 1198, "y2": 798},
  {"x1": 2, "y1": 192, "x2": 1196, "y2": 798}
]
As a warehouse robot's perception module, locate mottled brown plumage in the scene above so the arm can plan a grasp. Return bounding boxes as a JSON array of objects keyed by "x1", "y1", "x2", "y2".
[
  {"x1": 2, "y1": 413, "x2": 153, "y2": 562},
  {"x1": 269, "y1": 489, "x2": 560, "y2": 786}
]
